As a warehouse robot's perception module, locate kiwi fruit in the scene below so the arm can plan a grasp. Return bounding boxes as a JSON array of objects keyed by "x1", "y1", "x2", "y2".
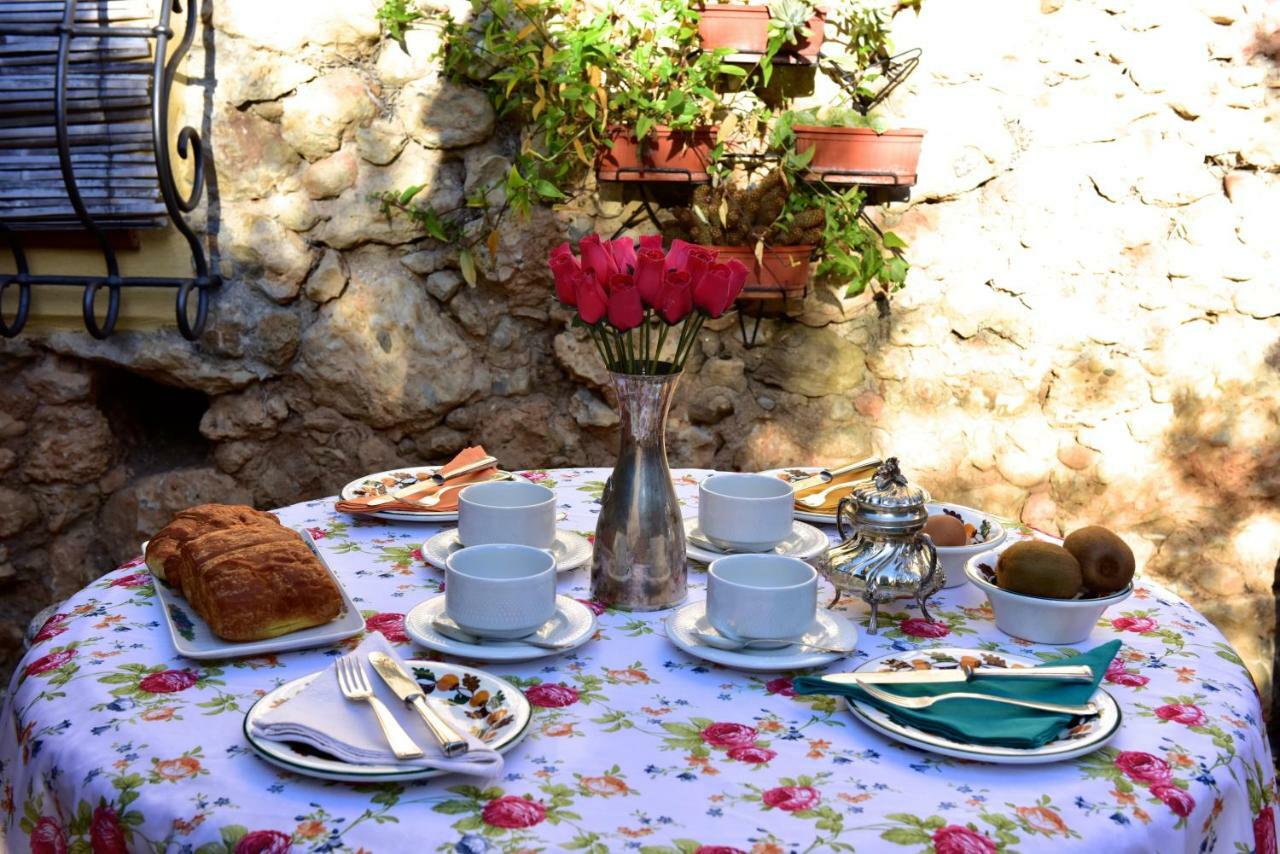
[
  {"x1": 1063, "y1": 526, "x2": 1135, "y2": 595},
  {"x1": 995, "y1": 541, "x2": 1082, "y2": 599}
]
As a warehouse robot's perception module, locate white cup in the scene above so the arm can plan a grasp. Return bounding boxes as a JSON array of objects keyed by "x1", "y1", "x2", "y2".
[
  {"x1": 699, "y1": 473, "x2": 795, "y2": 552},
  {"x1": 458, "y1": 481, "x2": 556, "y2": 549},
  {"x1": 706, "y1": 554, "x2": 817, "y2": 642},
  {"x1": 445, "y1": 544, "x2": 557, "y2": 639}
]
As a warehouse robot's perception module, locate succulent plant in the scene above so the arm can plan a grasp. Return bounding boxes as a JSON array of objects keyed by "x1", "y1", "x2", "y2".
[{"x1": 768, "y1": 0, "x2": 815, "y2": 39}]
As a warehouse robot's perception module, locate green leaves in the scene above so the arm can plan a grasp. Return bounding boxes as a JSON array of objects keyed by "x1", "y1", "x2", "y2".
[{"x1": 376, "y1": 0, "x2": 423, "y2": 51}]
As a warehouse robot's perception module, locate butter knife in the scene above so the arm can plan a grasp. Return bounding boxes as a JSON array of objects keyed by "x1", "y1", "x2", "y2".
[
  {"x1": 366, "y1": 456, "x2": 498, "y2": 505},
  {"x1": 821, "y1": 664, "x2": 1094, "y2": 686},
  {"x1": 788, "y1": 456, "x2": 883, "y2": 493},
  {"x1": 369, "y1": 652, "x2": 469, "y2": 757}
]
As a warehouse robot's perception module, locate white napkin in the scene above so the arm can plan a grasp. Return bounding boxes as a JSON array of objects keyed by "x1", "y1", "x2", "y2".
[{"x1": 250, "y1": 633, "x2": 504, "y2": 776}]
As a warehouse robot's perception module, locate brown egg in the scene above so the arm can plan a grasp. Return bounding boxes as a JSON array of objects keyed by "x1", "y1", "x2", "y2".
[{"x1": 922, "y1": 514, "x2": 968, "y2": 547}]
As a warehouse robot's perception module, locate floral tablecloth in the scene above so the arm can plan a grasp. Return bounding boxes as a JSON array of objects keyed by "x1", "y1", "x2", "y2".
[{"x1": 2, "y1": 468, "x2": 1276, "y2": 854}]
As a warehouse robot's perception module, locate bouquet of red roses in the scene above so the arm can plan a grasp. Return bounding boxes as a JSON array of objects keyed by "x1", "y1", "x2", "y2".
[{"x1": 548, "y1": 235, "x2": 748, "y2": 375}]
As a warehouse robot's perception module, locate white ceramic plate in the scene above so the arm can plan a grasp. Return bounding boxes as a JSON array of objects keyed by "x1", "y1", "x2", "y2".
[
  {"x1": 683, "y1": 518, "x2": 830, "y2": 564},
  {"x1": 665, "y1": 600, "x2": 857, "y2": 672},
  {"x1": 843, "y1": 647, "x2": 1122, "y2": 764},
  {"x1": 405, "y1": 595, "x2": 597, "y2": 662},
  {"x1": 421, "y1": 529, "x2": 591, "y2": 573},
  {"x1": 147, "y1": 531, "x2": 365, "y2": 661},
  {"x1": 339, "y1": 467, "x2": 532, "y2": 522},
  {"x1": 243, "y1": 660, "x2": 532, "y2": 782},
  {"x1": 758, "y1": 467, "x2": 849, "y2": 525}
]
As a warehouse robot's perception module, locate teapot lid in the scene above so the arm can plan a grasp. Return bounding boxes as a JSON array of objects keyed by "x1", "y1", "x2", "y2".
[{"x1": 849, "y1": 458, "x2": 930, "y2": 531}]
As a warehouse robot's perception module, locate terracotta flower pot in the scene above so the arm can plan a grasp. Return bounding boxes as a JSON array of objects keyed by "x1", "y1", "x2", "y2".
[
  {"x1": 696, "y1": 5, "x2": 826, "y2": 60},
  {"x1": 711, "y1": 244, "x2": 814, "y2": 299},
  {"x1": 794, "y1": 126, "x2": 925, "y2": 186},
  {"x1": 596, "y1": 126, "x2": 717, "y2": 183}
]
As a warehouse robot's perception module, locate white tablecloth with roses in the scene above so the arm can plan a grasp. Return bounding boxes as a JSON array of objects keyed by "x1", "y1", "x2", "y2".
[{"x1": 2, "y1": 468, "x2": 1276, "y2": 854}]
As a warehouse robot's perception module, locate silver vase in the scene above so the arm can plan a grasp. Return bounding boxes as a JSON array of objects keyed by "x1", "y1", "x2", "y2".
[{"x1": 590, "y1": 369, "x2": 687, "y2": 611}]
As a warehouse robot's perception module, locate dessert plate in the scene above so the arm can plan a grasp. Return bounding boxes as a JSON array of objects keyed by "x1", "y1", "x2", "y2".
[
  {"x1": 664, "y1": 600, "x2": 857, "y2": 672},
  {"x1": 421, "y1": 528, "x2": 591, "y2": 573},
  {"x1": 405, "y1": 594, "x2": 596, "y2": 662},
  {"x1": 244, "y1": 660, "x2": 531, "y2": 782},
  {"x1": 339, "y1": 467, "x2": 533, "y2": 522},
  {"x1": 683, "y1": 518, "x2": 830, "y2": 564},
  {"x1": 843, "y1": 647, "x2": 1122, "y2": 764},
  {"x1": 146, "y1": 530, "x2": 364, "y2": 661},
  {"x1": 759, "y1": 467, "x2": 846, "y2": 525}
]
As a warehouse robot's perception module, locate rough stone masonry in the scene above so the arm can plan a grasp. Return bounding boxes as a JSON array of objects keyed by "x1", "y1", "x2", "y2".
[{"x1": 1, "y1": 0, "x2": 1277, "y2": 709}]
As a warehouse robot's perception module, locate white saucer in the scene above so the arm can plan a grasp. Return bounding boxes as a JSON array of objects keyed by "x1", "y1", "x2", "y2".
[
  {"x1": 683, "y1": 518, "x2": 830, "y2": 564},
  {"x1": 665, "y1": 600, "x2": 857, "y2": 672},
  {"x1": 405, "y1": 594, "x2": 596, "y2": 662},
  {"x1": 421, "y1": 529, "x2": 591, "y2": 573}
]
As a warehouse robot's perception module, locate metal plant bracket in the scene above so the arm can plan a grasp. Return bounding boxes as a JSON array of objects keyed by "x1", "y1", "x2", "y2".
[{"x1": 0, "y1": 0, "x2": 218, "y2": 341}]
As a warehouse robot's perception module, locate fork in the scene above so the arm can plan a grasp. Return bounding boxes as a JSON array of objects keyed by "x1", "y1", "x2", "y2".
[
  {"x1": 335, "y1": 654, "x2": 424, "y2": 759},
  {"x1": 412, "y1": 473, "x2": 513, "y2": 508},
  {"x1": 854, "y1": 678, "x2": 1100, "y2": 717}
]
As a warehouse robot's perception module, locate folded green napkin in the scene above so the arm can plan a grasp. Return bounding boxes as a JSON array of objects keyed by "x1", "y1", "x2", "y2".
[{"x1": 792, "y1": 640, "x2": 1120, "y2": 749}]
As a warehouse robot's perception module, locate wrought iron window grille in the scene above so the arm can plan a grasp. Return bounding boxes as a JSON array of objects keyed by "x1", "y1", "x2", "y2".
[{"x1": 0, "y1": 0, "x2": 218, "y2": 341}]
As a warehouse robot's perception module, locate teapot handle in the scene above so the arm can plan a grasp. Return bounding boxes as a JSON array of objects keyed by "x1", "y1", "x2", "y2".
[
  {"x1": 917, "y1": 532, "x2": 940, "y2": 589},
  {"x1": 836, "y1": 494, "x2": 856, "y2": 540}
]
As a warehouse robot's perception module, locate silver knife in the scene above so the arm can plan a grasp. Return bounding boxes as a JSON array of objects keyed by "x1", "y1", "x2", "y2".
[
  {"x1": 369, "y1": 653, "x2": 469, "y2": 757},
  {"x1": 367, "y1": 456, "x2": 498, "y2": 505},
  {"x1": 821, "y1": 665, "x2": 1094, "y2": 686},
  {"x1": 788, "y1": 456, "x2": 883, "y2": 493}
]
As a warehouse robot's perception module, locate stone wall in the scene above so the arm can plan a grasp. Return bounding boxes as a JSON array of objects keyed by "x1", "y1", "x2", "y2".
[{"x1": 1, "y1": 0, "x2": 1278, "y2": 702}]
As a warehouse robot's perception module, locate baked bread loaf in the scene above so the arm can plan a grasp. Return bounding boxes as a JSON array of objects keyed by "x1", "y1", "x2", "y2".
[
  {"x1": 146, "y1": 504, "x2": 279, "y2": 589},
  {"x1": 144, "y1": 503, "x2": 342, "y2": 642}
]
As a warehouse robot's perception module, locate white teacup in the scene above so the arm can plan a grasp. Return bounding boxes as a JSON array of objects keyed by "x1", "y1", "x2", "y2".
[
  {"x1": 445, "y1": 544, "x2": 557, "y2": 639},
  {"x1": 699, "y1": 473, "x2": 795, "y2": 552},
  {"x1": 458, "y1": 481, "x2": 556, "y2": 549},
  {"x1": 706, "y1": 554, "x2": 817, "y2": 643}
]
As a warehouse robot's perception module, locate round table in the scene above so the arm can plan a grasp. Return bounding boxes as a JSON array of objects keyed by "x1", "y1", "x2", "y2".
[{"x1": 2, "y1": 468, "x2": 1276, "y2": 853}]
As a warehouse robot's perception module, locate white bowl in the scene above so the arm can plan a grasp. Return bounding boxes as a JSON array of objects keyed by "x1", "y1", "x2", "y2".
[
  {"x1": 964, "y1": 544, "x2": 1131, "y2": 645},
  {"x1": 925, "y1": 502, "x2": 1007, "y2": 589}
]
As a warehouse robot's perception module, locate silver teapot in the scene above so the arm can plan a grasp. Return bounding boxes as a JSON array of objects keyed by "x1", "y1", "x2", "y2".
[{"x1": 819, "y1": 458, "x2": 942, "y2": 633}]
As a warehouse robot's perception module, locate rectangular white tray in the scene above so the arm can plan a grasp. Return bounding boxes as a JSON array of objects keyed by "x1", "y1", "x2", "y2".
[{"x1": 145, "y1": 528, "x2": 364, "y2": 661}]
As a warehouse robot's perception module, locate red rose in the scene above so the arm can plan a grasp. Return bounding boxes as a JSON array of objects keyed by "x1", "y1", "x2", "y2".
[
  {"x1": 575, "y1": 271, "x2": 608, "y2": 325},
  {"x1": 138, "y1": 669, "x2": 199, "y2": 694},
  {"x1": 29, "y1": 817, "x2": 67, "y2": 854},
  {"x1": 683, "y1": 246, "x2": 714, "y2": 291},
  {"x1": 1112, "y1": 616, "x2": 1158, "y2": 633},
  {"x1": 765, "y1": 677, "x2": 795, "y2": 697},
  {"x1": 635, "y1": 248, "x2": 666, "y2": 308},
  {"x1": 931, "y1": 824, "x2": 997, "y2": 854},
  {"x1": 306, "y1": 527, "x2": 327, "y2": 540},
  {"x1": 610, "y1": 237, "x2": 637, "y2": 274},
  {"x1": 658, "y1": 270, "x2": 693, "y2": 324},
  {"x1": 762, "y1": 785, "x2": 820, "y2": 812},
  {"x1": 899, "y1": 617, "x2": 950, "y2": 638},
  {"x1": 574, "y1": 598, "x2": 607, "y2": 616},
  {"x1": 638, "y1": 234, "x2": 663, "y2": 253},
  {"x1": 724, "y1": 259, "x2": 748, "y2": 301},
  {"x1": 1104, "y1": 661, "x2": 1149, "y2": 688},
  {"x1": 694, "y1": 263, "x2": 733, "y2": 318},
  {"x1": 1114, "y1": 751, "x2": 1172, "y2": 785},
  {"x1": 1154, "y1": 703, "x2": 1206, "y2": 726},
  {"x1": 364, "y1": 612, "x2": 408, "y2": 644},
  {"x1": 1254, "y1": 806, "x2": 1276, "y2": 854},
  {"x1": 578, "y1": 234, "x2": 618, "y2": 284},
  {"x1": 481, "y1": 795, "x2": 546, "y2": 829},
  {"x1": 699, "y1": 722, "x2": 759, "y2": 749},
  {"x1": 606, "y1": 275, "x2": 643, "y2": 331},
  {"x1": 234, "y1": 830, "x2": 293, "y2": 854},
  {"x1": 525, "y1": 682, "x2": 579, "y2": 708},
  {"x1": 694, "y1": 848, "x2": 747, "y2": 854},
  {"x1": 1151, "y1": 784, "x2": 1195, "y2": 818},
  {"x1": 109, "y1": 572, "x2": 152, "y2": 588},
  {"x1": 551, "y1": 256, "x2": 582, "y2": 307},
  {"x1": 90, "y1": 805, "x2": 128, "y2": 854},
  {"x1": 33, "y1": 613, "x2": 70, "y2": 644},
  {"x1": 25, "y1": 649, "x2": 76, "y2": 677},
  {"x1": 727, "y1": 746, "x2": 776, "y2": 764},
  {"x1": 664, "y1": 238, "x2": 695, "y2": 273}
]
